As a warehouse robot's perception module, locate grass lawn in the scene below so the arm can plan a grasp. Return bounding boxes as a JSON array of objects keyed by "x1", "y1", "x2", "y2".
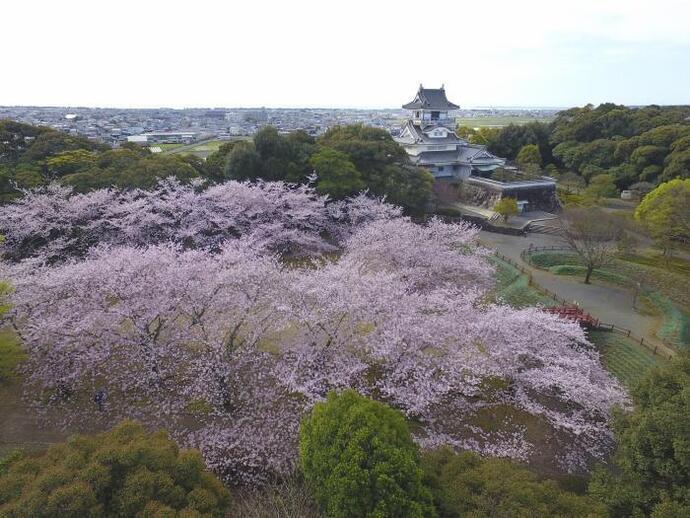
[
  {"x1": 588, "y1": 330, "x2": 665, "y2": 389},
  {"x1": 489, "y1": 256, "x2": 556, "y2": 308},
  {"x1": 490, "y1": 254, "x2": 668, "y2": 386},
  {"x1": 0, "y1": 327, "x2": 70, "y2": 456},
  {"x1": 164, "y1": 138, "x2": 249, "y2": 159},
  {"x1": 526, "y1": 250, "x2": 690, "y2": 349},
  {"x1": 455, "y1": 116, "x2": 555, "y2": 128},
  {"x1": 149, "y1": 143, "x2": 184, "y2": 152},
  {"x1": 181, "y1": 140, "x2": 225, "y2": 153},
  {"x1": 0, "y1": 328, "x2": 24, "y2": 384}
]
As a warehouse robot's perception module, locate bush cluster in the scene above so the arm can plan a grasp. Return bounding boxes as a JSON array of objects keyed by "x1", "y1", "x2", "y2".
[{"x1": 0, "y1": 421, "x2": 230, "y2": 517}]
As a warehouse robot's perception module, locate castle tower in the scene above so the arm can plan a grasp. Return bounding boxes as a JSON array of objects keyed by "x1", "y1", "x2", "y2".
[
  {"x1": 402, "y1": 84, "x2": 459, "y2": 128},
  {"x1": 395, "y1": 85, "x2": 504, "y2": 179}
]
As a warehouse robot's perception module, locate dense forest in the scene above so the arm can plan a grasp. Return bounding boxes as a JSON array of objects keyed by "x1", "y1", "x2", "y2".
[
  {"x1": 461, "y1": 104, "x2": 690, "y2": 192},
  {"x1": 0, "y1": 120, "x2": 433, "y2": 213}
]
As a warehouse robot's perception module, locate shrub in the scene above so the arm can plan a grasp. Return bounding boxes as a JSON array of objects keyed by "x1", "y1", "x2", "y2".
[
  {"x1": 585, "y1": 174, "x2": 619, "y2": 199},
  {"x1": 528, "y1": 252, "x2": 582, "y2": 269},
  {"x1": 300, "y1": 390, "x2": 435, "y2": 518},
  {"x1": 589, "y1": 355, "x2": 690, "y2": 516},
  {"x1": 0, "y1": 420, "x2": 230, "y2": 517},
  {"x1": 493, "y1": 197, "x2": 518, "y2": 222},
  {"x1": 423, "y1": 448, "x2": 604, "y2": 517},
  {"x1": 558, "y1": 191, "x2": 592, "y2": 207}
]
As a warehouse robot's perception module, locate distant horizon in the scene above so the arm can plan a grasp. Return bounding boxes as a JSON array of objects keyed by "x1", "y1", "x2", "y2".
[
  {"x1": 2, "y1": 104, "x2": 568, "y2": 111},
  {"x1": 4, "y1": 102, "x2": 686, "y2": 112}
]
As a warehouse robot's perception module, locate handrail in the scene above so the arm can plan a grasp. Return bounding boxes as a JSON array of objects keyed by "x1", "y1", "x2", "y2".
[
  {"x1": 596, "y1": 321, "x2": 674, "y2": 360},
  {"x1": 493, "y1": 250, "x2": 675, "y2": 360}
]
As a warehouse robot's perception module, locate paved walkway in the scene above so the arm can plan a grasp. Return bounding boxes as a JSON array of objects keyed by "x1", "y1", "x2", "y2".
[{"x1": 479, "y1": 231, "x2": 671, "y2": 355}]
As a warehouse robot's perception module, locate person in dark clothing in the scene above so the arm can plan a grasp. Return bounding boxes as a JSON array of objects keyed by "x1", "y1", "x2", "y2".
[{"x1": 94, "y1": 389, "x2": 107, "y2": 411}]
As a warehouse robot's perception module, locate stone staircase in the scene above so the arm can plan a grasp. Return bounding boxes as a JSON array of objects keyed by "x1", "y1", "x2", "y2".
[
  {"x1": 488, "y1": 212, "x2": 503, "y2": 224},
  {"x1": 527, "y1": 221, "x2": 562, "y2": 235}
]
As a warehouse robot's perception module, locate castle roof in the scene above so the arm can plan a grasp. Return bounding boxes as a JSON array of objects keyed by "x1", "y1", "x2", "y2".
[
  {"x1": 403, "y1": 85, "x2": 460, "y2": 111},
  {"x1": 398, "y1": 120, "x2": 463, "y2": 144}
]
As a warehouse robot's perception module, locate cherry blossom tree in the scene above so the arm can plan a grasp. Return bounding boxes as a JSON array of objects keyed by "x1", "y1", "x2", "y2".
[
  {"x1": 1, "y1": 184, "x2": 630, "y2": 484},
  {"x1": 0, "y1": 179, "x2": 336, "y2": 261},
  {"x1": 6, "y1": 241, "x2": 285, "y2": 413},
  {"x1": 274, "y1": 219, "x2": 628, "y2": 467}
]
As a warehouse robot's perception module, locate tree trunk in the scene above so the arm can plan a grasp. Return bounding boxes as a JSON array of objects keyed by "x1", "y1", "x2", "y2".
[{"x1": 584, "y1": 265, "x2": 594, "y2": 284}]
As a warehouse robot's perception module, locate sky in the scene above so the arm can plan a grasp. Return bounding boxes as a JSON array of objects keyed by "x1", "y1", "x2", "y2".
[{"x1": 3, "y1": 0, "x2": 689, "y2": 109}]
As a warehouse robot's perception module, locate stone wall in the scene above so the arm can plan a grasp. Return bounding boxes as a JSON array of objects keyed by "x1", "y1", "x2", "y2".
[
  {"x1": 435, "y1": 177, "x2": 561, "y2": 213},
  {"x1": 497, "y1": 184, "x2": 560, "y2": 212}
]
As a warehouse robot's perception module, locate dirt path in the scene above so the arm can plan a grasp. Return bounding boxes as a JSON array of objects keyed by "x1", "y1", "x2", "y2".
[{"x1": 479, "y1": 230, "x2": 674, "y2": 357}]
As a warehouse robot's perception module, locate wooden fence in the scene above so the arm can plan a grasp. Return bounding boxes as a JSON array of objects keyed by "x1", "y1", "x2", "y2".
[
  {"x1": 494, "y1": 250, "x2": 675, "y2": 360},
  {"x1": 494, "y1": 251, "x2": 572, "y2": 306}
]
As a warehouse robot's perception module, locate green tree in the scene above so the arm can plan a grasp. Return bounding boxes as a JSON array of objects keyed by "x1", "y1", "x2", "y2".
[
  {"x1": 516, "y1": 143, "x2": 542, "y2": 170},
  {"x1": 62, "y1": 154, "x2": 198, "y2": 192},
  {"x1": 589, "y1": 355, "x2": 690, "y2": 517},
  {"x1": 493, "y1": 197, "x2": 518, "y2": 222},
  {"x1": 662, "y1": 145, "x2": 690, "y2": 182},
  {"x1": 634, "y1": 179, "x2": 690, "y2": 255},
  {"x1": 631, "y1": 145, "x2": 667, "y2": 171},
  {"x1": 381, "y1": 165, "x2": 434, "y2": 215},
  {"x1": 423, "y1": 448, "x2": 603, "y2": 518},
  {"x1": 0, "y1": 120, "x2": 54, "y2": 165},
  {"x1": 310, "y1": 147, "x2": 365, "y2": 199},
  {"x1": 0, "y1": 420, "x2": 230, "y2": 517},
  {"x1": 13, "y1": 166, "x2": 43, "y2": 189},
  {"x1": 254, "y1": 126, "x2": 290, "y2": 181},
  {"x1": 45, "y1": 149, "x2": 96, "y2": 177},
  {"x1": 222, "y1": 140, "x2": 261, "y2": 181},
  {"x1": 628, "y1": 181, "x2": 655, "y2": 196},
  {"x1": 455, "y1": 125, "x2": 476, "y2": 141},
  {"x1": 559, "y1": 171, "x2": 587, "y2": 193},
  {"x1": 561, "y1": 208, "x2": 624, "y2": 283},
  {"x1": 585, "y1": 174, "x2": 619, "y2": 199},
  {"x1": 19, "y1": 130, "x2": 106, "y2": 165},
  {"x1": 300, "y1": 390, "x2": 435, "y2": 518},
  {"x1": 487, "y1": 122, "x2": 552, "y2": 162},
  {"x1": 470, "y1": 127, "x2": 501, "y2": 146},
  {"x1": 318, "y1": 124, "x2": 432, "y2": 213},
  {"x1": 204, "y1": 140, "x2": 241, "y2": 181}
]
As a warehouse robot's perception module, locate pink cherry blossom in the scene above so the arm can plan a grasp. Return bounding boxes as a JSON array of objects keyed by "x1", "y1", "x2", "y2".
[{"x1": 1, "y1": 179, "x2": 630, "y2": 483}]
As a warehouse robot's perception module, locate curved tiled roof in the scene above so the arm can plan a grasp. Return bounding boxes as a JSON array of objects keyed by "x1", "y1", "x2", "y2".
[
  {"x1": 397, "y1": 120, "x2": 464, "y2": 144},
  {"x1": 403, "y1": 85, "x2": 460, "y2": 110}
]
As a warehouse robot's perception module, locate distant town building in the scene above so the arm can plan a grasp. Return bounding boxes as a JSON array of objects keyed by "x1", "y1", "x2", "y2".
[
  {"x1": 127, "y1": 131, "x2": 198, "y2": 145},
  {"x1": 395, "y1": 85, "x2": 504, "y2": 179},
  {"x1": 204, "y1": 110, "x2": 227, "y2": 119},
  {"x1": 126, "y1": 135, "x2": 149, "y2": 145}
]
